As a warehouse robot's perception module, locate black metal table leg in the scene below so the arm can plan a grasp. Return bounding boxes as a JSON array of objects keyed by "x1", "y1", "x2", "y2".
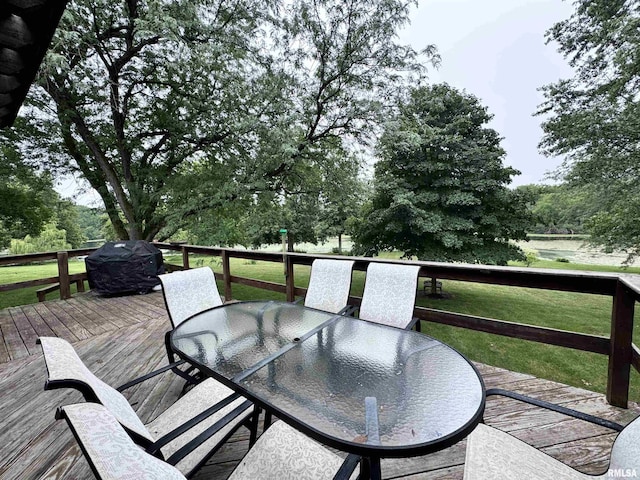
[{"x1": 360, "y1": 456, "x2": 382, "y2": 480}]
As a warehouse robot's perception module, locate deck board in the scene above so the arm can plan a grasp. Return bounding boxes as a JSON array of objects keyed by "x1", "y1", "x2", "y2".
[
  {"x1": 36, "y1": 301, "x2": 91, "y2": 341},
  {"x1": 0, "y1": 291, "x2": 638, "y2": 479},
  {"x1": 31, "y1": 303, "x2": 78, "y2": 342},
  {"x1": 7, "y1": 306, "x2": 40, "y2": 355}
]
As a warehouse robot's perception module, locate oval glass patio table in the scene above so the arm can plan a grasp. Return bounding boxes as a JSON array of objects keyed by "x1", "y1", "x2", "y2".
[{"x1": 170, "y1": 301, "x2": 485, "y2": 478}]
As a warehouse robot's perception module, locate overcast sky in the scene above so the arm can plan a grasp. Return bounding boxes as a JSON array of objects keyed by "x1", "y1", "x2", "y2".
[{"x1": 400, "y1": 0, "x2": 575, "y2": 186}]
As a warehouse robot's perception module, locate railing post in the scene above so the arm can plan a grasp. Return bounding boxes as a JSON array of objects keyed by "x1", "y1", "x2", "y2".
[
  {"x1": 607, "y1": 280, "x2": 635, "y2": 408},
  {"x1": 182, "y1": 246, "x2": 190, "y2": 270},
  {"x1": 221, "y1": 250, "x2": 232, "y2": 301},
  {"x1": 57, "y1": 251, "x2": 71, "y2": 300},
  {"x1": 285, "y1": 255, "x2": 295, "y2": 302}
]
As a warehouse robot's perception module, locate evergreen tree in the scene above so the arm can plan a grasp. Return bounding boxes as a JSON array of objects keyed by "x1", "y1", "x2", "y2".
[{"x1": 354, "y1": 84, "x2": 531, "y2": 265}]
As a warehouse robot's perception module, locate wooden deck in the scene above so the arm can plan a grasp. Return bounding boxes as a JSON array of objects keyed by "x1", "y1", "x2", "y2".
[{"x1": 0, "y1": 292, "x2": 638, "y2": 480}]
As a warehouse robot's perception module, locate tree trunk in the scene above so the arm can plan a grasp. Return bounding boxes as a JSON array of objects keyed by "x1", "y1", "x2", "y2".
[
  {"x1": 338, "y1": 233, "x2": 342, "y2": 253},
  {"x1": 287, "y1": 233, "x2": 294, "y2": 252}
]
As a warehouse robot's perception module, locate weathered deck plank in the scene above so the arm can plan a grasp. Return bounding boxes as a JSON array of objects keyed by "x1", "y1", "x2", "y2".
[
  {"x1": 0, "y1": 308, "x2": 30, "y2": 361},
  {"x1": 35, "y1": 301, "x2": 91, "y2": 341},
  {"x1": 7, "y1": 306, "x2": 40, "y2": 355},
  {"x1": 52, "y1": 298, "x2": 109, "y2": 336},
  {"x1": 31, "y1": 303, "x2": 78, "y2": 342},
  {"x1": 0, "y1": 291, "x2": 638, "y2": 480}
]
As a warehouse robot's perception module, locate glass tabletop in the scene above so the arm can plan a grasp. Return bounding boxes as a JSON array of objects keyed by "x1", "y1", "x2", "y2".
[
  {"x1": 171, "y1": 301, "x2": 337, "y2": 380},
  {"x1": 171, "y1": 301, "x2": 485, "y2": 457}
]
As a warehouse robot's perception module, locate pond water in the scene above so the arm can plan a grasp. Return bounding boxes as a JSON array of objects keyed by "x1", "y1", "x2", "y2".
[
  {"x1": 253, "y1": 237, "x2": 630, "y2": 267},
  {"x1": 516, "y1": 239, "x2": 629, "y2": 266}
]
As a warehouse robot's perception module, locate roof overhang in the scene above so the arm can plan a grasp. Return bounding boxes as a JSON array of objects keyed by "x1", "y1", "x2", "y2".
[{"x1": 0, "y1": 0, "x2": 69, "y2": 129}]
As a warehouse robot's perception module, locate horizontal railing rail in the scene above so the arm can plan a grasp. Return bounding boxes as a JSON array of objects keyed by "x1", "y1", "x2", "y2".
[
  {"x1": 155, "y1": 243, "x2": 639, "y2": 408},
  {"x1": 0, "y1": 249, "x2": 96, "y2": 299},
  {"x1": 1, "y1": 241, "x2": 639, "y2": 407}
]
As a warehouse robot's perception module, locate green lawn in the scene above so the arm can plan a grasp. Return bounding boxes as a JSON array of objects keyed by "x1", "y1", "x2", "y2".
[
  {"x1": 3, "y1": 254, "x2": 640, "y2": 401},
  {"x1": 0, "y1": 260, "x2": 89, "y2": 309}
]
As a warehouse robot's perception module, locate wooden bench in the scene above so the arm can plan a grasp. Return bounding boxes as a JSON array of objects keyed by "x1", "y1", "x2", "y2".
[
  {"x1": 423, "y1": 279, "x2": 442, "y2": 295},
  {"x1": 37, "y1": 279, "x2": 86, "y2": 302}
]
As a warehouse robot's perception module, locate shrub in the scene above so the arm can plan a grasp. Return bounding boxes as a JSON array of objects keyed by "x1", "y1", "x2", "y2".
[{"x1": 523, "y1": 249, "x2": 538, "y2": 267}]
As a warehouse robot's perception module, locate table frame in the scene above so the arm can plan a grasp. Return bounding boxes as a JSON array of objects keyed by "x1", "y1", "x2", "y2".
[{"x1": 170, "y1": 301, "x2": 486, "y2": 479}]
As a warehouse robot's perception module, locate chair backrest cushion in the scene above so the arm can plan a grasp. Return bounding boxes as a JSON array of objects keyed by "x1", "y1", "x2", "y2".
[
  {"x1": 304, "y1": 259, "x2": 355, "y2": 313},
  {"x1": 359, "y1": 263, "x2": 420, "y2": 329},
  {"x1": 61, "y1": 403, "x2": 186, "y2": 480},
  {"x1": 159, "y1": 267, "x2": 223, "y2": 328},
  {"x1": 608, "y1": 415, "x2": 640, "y2": 475},
  {"x1": 39, "y1": 337, "x2": 153, "y2": 442}
]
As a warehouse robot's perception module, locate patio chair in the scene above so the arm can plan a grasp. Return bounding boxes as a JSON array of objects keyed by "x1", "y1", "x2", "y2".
[
  {"x1": 158, "y1": 267, "x2": 224, "y2": 386},
  {"x1": 465, "y1": 418, "x2": 640, "y2": 479},
  {"x1": 301, "y1": 259, "x2": 355, "y2": 314},
  {"x1": 57, "y1": 402, "x2": 360, "y2": 479},
  {"x1": 358, "y1": 263, "x2": 422, "y2": 331},
  {"x1": 38, "y1": 336, "x2": 256, "y2": 477},
  {"x1": 464, "y1": 389, "x2": 639, "y2": 479}
]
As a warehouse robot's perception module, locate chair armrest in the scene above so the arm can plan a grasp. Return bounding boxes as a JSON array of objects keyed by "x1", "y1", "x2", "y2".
[
  {"x1": 341, "y1": 305, "x2": 357, "y2": 316},
  {"x1": 146, "y1": 393, "x2": 243, "y2": 455},
  {"x1": 164, "y1": 400, "x2": 253, "y2": 466},
  {"x1": 293, "y1": 297, "x2": 304, "y2": 305},
  {"x1": 333, "y1": 454, "x2": 360, "y2": 480},
  {"x1": 486, "y1": 388, "x2": 624, "y2": 432},
  {"x1": 405, "y1": 317, "x2": 421, "y2": 332},
  {"x1": 116, "y1": 360, "x2": 186, "y2": 392}
]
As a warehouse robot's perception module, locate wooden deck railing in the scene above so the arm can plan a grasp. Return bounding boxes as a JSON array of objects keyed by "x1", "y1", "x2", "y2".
[
  {"x1": 1, "y1": 243, "x2": 639, "y2": 408},
  {"x1": 0, "y1": 248, "x2": 96, "y2": 299}
]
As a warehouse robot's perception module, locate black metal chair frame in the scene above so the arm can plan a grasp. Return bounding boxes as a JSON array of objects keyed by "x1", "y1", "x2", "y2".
[
  {"x1": 38, "y1": 339, "x2": 260, "y2": 474},
  {"x1": 486, "y1": 387, "x2": 624, "y2": 432},
  {"x1": 57, "y1": 403, "x2": 361, "y2": 480}
]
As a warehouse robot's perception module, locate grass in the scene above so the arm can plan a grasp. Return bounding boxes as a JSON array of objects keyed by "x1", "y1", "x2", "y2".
[
  {"x1": 3, "y1": 253, "x2": 640, "y2": 402},
  {"x1": 0, "y1": 260, "x2": 89, "y2": 309}
]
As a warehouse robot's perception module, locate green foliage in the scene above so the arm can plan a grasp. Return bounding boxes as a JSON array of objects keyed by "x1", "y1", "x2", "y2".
[
  {"x1": 76, "y1": 206, "x2": 105, "y2": 241},
  {"x1": 9, "y1": 0, "x2": 277, "y2": 241},
  {"x1": 245, "y1": 192, "x2": 323, "y2": 250},
  {"x1": 520, "y1": 183, "x2": 600, "y2": 234},
  {"x1": 353, "y1": 84, "x2": 532, "y2": 265},
  {"x1": 9, "y1": 222, "x2": 72, "y2": 254},
  {"x1": 0, "y1": 141, "x2": 54, "y2": 249},
  {"x1": 54, "y1": 200, "x2": 86, "y2": 248},
  {"x1": 7, "y1": 0, "x2": 436, "y2": 248},
  {"x1": 539, "y1": 0, "x2": 640, "y2": 261},
  {"x1": 523, "y1": 249, "x2": 538, "y2": 267}
]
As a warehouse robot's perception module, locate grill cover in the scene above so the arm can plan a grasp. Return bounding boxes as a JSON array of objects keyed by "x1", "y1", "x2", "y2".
[{"x1": 85, "y1": 241, "x2": 165, "y2": 295}]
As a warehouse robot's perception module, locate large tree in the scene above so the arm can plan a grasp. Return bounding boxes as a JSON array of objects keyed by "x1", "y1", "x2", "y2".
[
  {"x1": 232, "y1": 0, "x2": 436, "y2": 250},
  {"x1": 538, "y1": 0, "x2": 640, "y2": 261},
  {"x1": 8, "y1": 0, "x2": 271, "y2": 241},
  {"x1": 5, "y1": 0, "x2": 436, "y2": 245},
  {"x1": 353, "y1": 84, "x2": 531, "y2": 265}
]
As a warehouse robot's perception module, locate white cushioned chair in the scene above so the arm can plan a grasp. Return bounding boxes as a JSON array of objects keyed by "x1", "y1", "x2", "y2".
[
  {"x1": 358, "y1": 263, "x2": 421, "y2": 330},
  {"x1": 464, "y1": 417, "x2": 640, "y2": 479},
  {"x1": 58, "y1": 402, "x2": 360, "y2": 480},
  {"x1": 302, "y1": 259, "x2": 355, "y2": 314},
  {"x1": 39, "y1": 336, "x2": 255, "y2": 477},
  {"x1": 158, "y1": 267, "x2": 226, "y2": 386},
  {"x1": 465, "y1": 387, "x2": 639, "y2": 479},
  {"x1": 159, "y1": 267, "x2": 224, "y2": 328}
]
